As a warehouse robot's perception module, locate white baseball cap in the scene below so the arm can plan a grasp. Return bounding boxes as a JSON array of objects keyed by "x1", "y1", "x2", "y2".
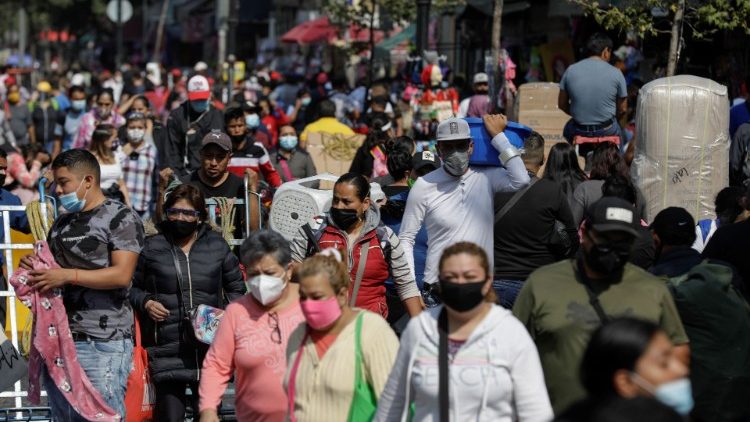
[
  {"x1": 473, "y1": 72, "x2": 489, "y2": 84},
  {"x1": 187, "y1": 75, "x2": 210, "y2": 101},
  {"x1": 194, "y1": 61, "x2": 208, "y2": 72},
  {"x1": 436, "y1": 118, "x2": 471, "y2": 142}
]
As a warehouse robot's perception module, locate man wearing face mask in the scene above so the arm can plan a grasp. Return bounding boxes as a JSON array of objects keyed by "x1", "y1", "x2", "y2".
[
  {"x1": 224, "y1": 107, "x2": 282, "y2": 188},
  {"x1": 513, "y1": 197, "x2": 689, "y2": 415},
  {"x1": 399, "y1": 115, "x2": 530, "y2": 291},
  {"x1": 29, "y1": 81, "x2": 64, "y2": 154},
  {"x1": 165, "y1": 75, "x2": 224, "y2": 179},
  {"x1": 20, "y1": 149, "x2": 144, "y2": 419},
  {"x1": 272, "y1": 124, "x2": 316, "y2": 183},
  {"x1": 121, "y1": 112, "x2": 158, "y2": 219},
  {"x1": 61, "y1": 85, "x2": 87, "y2": 152},
  {"x1": 241, "y1": 100, "x2": 272, "y2": 150},
  {"x1": 5, "y1": 80, "x2": 33, "y2": 146},
  {"x1": 457, "y1": 72, "x2": 490, "y2": 118}
]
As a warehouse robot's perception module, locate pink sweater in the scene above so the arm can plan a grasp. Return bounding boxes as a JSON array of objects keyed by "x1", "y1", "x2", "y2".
[{"x1": 199, "y1": 294, "x2": 305, "y2": 421}]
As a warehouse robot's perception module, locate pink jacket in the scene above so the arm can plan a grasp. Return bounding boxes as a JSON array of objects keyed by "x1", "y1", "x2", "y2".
[{"x1": 10, "y1": 241, "x2": 120, "y2": 421}]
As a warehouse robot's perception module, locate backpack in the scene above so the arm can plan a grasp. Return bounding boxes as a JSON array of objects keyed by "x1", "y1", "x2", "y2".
[{"x1": 301, "y1": 217, "x2": 392, "y2": 264}]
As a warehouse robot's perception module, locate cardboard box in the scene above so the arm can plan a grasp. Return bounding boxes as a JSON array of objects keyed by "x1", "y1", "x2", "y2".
[
  {"x1": 631, "y1": 76, "x2": 730, "y2": 222},
  {"x1": 306, "y1": 132, "x2": 365, "y2": 176},
  {"x1": 516, "y1": 83, "x2": 570, "y2": 146}
]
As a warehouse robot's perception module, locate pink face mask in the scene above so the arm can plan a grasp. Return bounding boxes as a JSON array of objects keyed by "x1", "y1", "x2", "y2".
[{"x1": 300, "y1": 296, "x2": 342, "y2": 330}]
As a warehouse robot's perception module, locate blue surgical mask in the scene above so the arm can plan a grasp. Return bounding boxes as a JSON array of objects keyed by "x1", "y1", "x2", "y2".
[
  {"x1": 279, "y1": 135, "x2": 298, "y2": 151},
  {"x1": 190, "y1": 99, "x2": 209, "y2": 113},
  {"x1": 301, "y1": 97, "x2": 312, "y2": 106},
  {"x1": 71, "y1": 100, "x2": 87, "y2": 112},
  {"x1": 654, "y1": 378, "x2": 694, "y2": 416},
  {"x1": 59, "y1": 179, "x2": 90, "y2": 213},
  {"x1": 632, "y1": 373, "x2": 694, "y2": 416},
  {"x1": 246, "y1": 113, "x2": 260, "y2": 129}
]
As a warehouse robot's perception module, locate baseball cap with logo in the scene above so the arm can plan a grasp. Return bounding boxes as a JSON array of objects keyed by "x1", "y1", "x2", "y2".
[
  {"x1": 188, "y1": 75, "x2": 211, "y2": 101},
  {"x1": 650, "y1": 207, "x2": 696, "y2": 244},
  {"x1": 412, "y1": 150, "x2": 442, "y2": 172},
  {"x1": 585, "y1": 197, "x2": 639, "y2": 236},
  {"x1": 436, "y1": 118, "x2": 471, "y2": 142},
  {"x1": 473, "y1": 72, "x2": 489, "y2": 84},
  {"x1": 201, "y1": 130, "x2": 232, "y2": 151}
]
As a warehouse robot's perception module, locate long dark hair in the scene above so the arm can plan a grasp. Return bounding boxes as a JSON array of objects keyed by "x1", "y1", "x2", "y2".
[
  {"x1": 364, "y1": 113, "x2": 392, "y2": 149},
  {"x1": 590, "y1": 142, "x2": 629, "y2": 180},
  {"x1": 580, "y1": 318, "x2": 661, "y2": 399},
  {"x1": 543, "y1": 142, "x2": 586, "y2": 197},
  {"x1": 335, "y1": 172, "x2": 370, "y2": 201},
  {"x1": 163, "y1": 184, "x2": 208, "y2": 221},
  {"x1": 89, "y1": 124, "x2": 116, "y2": 163}
]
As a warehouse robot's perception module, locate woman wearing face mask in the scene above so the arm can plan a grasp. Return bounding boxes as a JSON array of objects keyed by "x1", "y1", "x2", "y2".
[
  {"x1": 375, "y1": 242, "x2": 553, "y2": 422},
  {"x1": 88, "y1": 124, "x2": 131, "y2": 206},
  {"x1": 198, "y1": 230, "x2": 304, "y2": 422},
  {"x1": 272, "y1": 124, "x2": 317, "y2": 182},
  {"x1": 73, "y1": 88, "x2": 125, "y2": 150},
  {"x1": 121, "y1": 112, "x2": 158, "y2": 219},
  {"x1": 4, "y1": 143, "x2": 50, "y2": 203},
  {"x1": 258, "y1": 97, "x2": 289, "y2": 148},
  {"x1": 285, "y1": 250, "x2": 400, "y2": 421},
  {"x1": 129, "y1": 184, "x2": 244, "y2": 422},
  {"x1": 288, "y1": 88, "x2": 315, "y2": 134},
  {"x1": 558, "y1": 317, "x2": 692, "y2": 420},
  {"x1": 290, "y1": 173, "x2": 423, "y2": 319}
]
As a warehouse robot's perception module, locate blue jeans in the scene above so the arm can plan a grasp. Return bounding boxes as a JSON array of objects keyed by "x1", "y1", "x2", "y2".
[
  {"x1": 493, "y1": 279, "x2": 525, "y2": 310},
  {"x1": 44, "y1": 338, "x2": 133, "y2": 421},
  {"x1": 563, "y1": 118, "x2": 625, "y2": 153}
]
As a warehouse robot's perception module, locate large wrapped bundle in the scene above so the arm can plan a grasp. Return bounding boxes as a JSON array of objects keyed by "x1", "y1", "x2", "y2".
[
  {"x1": 306, "y1": 132, "x2": 365, "y2": 176},
  {"x1": 632, "y1": 75, "x2": 729, "y2": 222}
]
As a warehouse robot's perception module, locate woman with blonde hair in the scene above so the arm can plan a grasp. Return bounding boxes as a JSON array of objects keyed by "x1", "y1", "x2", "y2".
[
  {"x1": 285, "y1": 249, "x2": 399, "y2": 421},
  {"x1": 375, "y1": 242, "x2": 553, "y2": 421}
]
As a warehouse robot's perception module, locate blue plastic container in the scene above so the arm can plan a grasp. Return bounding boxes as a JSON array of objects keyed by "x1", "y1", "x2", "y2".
[{"x1": 464, "y1": 117, "x2": 532, "y2": 166}]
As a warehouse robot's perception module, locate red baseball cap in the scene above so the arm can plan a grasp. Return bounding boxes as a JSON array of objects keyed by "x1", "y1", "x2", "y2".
[{"x1": 187, "y1": 75, "x2": 211, "y2": 101}]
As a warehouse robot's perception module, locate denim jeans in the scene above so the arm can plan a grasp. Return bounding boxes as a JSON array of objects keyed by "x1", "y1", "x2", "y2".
[
  {"x1": 44, "y1": 338, "x2": 133, "y2": 421},
  {"x1": 493, "y1": 279, "x2": 525, "y2": 310},
  {"x1": 563, "y1": 118, "x2": 625, "y2": 153}
]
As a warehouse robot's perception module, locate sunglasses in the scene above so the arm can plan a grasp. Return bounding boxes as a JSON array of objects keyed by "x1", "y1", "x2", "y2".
[{"x1": 166, "y1": 208, "x2": 201, "y2": 219}]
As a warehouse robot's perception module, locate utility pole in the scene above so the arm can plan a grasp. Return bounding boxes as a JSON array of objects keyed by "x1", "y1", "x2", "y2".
[
  {"x1": 153, "y1": 0, "x2": 169, "y2": 62},
  {"x1": 489, "y1": 0, "x2": 503, "y2": 113},
  {"x1": 416, "y1": 0, "x2": 430, "y2": 55},
  {"x1": 667, "y1": 0, "x2": 685, "y2": 76},
  {"x1": 142, "y1": 0, "x2": 148, "y2": 61},
  {"x1": 116, "y1": 0, "x2": 124, "y2": 68}
]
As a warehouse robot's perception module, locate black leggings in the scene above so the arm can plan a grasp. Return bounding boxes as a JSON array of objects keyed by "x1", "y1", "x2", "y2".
[{"x1": 154, "y1": 381, "x2": 200, "y2": 422}]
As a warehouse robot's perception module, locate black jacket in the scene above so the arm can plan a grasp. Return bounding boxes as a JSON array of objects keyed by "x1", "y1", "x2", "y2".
[
  {"x1": 164, "y1": 102, "x2": 224, "y2": 178},
  {"x1": 730, "y1": 122, "x2": 750, "y2": 187},
  {"x1": 130, "y1": 224, "x2": 245, "y2": 384}
]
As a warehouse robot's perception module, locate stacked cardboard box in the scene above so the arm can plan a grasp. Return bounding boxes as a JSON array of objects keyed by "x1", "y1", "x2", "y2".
[
  {"x1": 631, "y1": 75, "x2": 729, "y2": 222},
  {"x1": 306, "y1": 132, "x2": 365, "y2": 176}
]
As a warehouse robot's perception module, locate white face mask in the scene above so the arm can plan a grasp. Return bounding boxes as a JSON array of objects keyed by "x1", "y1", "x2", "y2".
[
  {"x1": 247, "y1": 273, "x2": 286, "y2": 306},
  {"x1": 127, "y1": 128, "x2": 145, "y2": 142}
]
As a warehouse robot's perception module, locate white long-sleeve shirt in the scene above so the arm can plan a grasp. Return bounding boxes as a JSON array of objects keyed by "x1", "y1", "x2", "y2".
[{"x1": 398, "y1": 133, "x2": 529, "y2": 285}]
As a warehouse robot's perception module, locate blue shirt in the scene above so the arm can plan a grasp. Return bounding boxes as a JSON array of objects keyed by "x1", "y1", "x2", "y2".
[
  {"x1": 559, "y1": 58, "x2": 627, "y2": 125},
  {"x1": 0, "y1": 189, "x2": 29, "y2": 267},
  {"x1": 730, "y1": 101, "x2": 750, "y2": 139}
]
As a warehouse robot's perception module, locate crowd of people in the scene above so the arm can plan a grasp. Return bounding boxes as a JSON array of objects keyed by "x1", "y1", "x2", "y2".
[{"x1": 0, "y1": 31, "x2": 748, "y2": 422}]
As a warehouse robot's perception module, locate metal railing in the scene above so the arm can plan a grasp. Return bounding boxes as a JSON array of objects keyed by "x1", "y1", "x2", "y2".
[
  {"x1": 205, "y1": 176, "x2": 263, "y2": 246},
  {"x1": 0, "y1": 205, "x2": 36, "y2": 410}
]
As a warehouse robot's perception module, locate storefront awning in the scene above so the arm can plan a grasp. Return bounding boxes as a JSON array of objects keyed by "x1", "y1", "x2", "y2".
[
  {"x1": 281, "y1": 17, "x2": 337, "y2": 44},
  {"x1": 376, "y1": 25, "x2": 415, "y2": 51}
]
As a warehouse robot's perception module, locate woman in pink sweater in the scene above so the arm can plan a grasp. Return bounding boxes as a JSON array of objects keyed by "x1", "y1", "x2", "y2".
[{"x1": 199, "y1": 230, "x2": 304, "y2": 422}]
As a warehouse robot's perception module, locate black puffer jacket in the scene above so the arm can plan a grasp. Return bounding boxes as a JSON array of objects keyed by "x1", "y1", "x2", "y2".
[{"x1": 130, "y1": 224, "x2": 245, "y2": 384}]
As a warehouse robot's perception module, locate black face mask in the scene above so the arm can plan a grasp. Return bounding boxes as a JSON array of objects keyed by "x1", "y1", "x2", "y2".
[
  {"x1": 438, "y1": 279, "x2": 486, "y2": 312},
  {"x1": 229, "y1": 133, "x2": 246, "y2": 144},
  {"x1": 0, "y1": 174, "x2": 6, "y2": 188},
  {"x1": 585, "y1": 241, "x2": 631, "y2": 274},
  {"x1": 330, "y1": 207, "x2": 360, "y2": 230},
  {"x1": 160, "y1": 220, "x2": 199, "y2": 239}
]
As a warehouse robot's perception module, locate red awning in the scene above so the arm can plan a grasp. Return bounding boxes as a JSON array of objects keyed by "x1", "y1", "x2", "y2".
[
  {"x1": 281, "y1": 17, "x2": 337, "y2": 44},
  {"x1": 348, "y1": 25, "x2": 385, "y2": 44}
]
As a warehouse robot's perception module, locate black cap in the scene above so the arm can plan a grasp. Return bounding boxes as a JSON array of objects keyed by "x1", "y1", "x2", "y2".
[
  {"x1": 412, "y1": 150, "x2": 441, "y2": 172},
  {"x1": 585, "y1": 197, "x2": 639, "y2": 236},
  {"x1": 650, "y1": 207, "x2": 696, "y2": 245},
  {"x1": 241, "y1": 100, "x2": 259, "y2": 113}
]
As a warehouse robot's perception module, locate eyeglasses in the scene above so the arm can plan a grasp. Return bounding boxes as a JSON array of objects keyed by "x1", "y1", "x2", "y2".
[
  {"x1": 268, "y1": 312, "x2": 281, "y2": 344},
  {"x1": 166, "y1": 208, "x2": 201, "y2": 220}
]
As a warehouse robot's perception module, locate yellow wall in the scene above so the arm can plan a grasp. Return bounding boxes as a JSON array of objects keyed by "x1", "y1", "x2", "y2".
[{"x1": 5, "y1": 230, "x2": 34, "y2": 339}]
